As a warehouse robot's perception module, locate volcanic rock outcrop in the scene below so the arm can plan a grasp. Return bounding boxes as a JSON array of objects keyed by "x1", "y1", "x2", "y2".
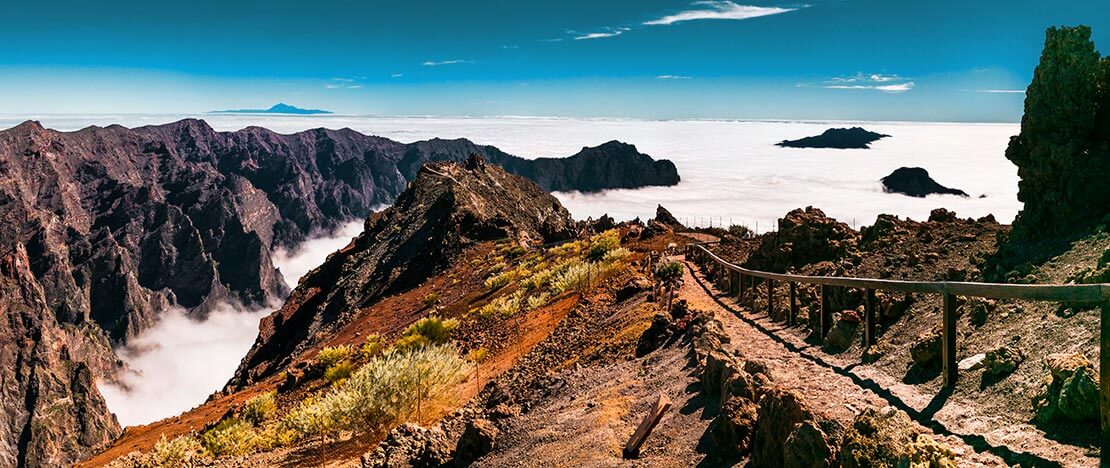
[
  {"x1": 776, "y1": 127, "x2": 890, "y2": 149},
  {"x1": 1005, "y1": 25, "x2": 1110, "y2": 242},
  {"x1": 233, "y1": 155, "x2": 577, "y2": 384},
  {"x1": 880, "y1": 167, "x2": 968, "y2": 198}
]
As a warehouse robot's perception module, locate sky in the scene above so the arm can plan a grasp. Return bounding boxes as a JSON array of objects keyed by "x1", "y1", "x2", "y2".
[{"x1": 0, "y1": 0, "x2": 1107, "y2": 122}]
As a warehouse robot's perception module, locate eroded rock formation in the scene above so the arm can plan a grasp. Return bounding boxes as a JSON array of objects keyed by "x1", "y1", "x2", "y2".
[
  {"x1": 880, "y1": 167, "x2": 968, "y2": 198},
  {"x1": 776, "y1": 127, "x2": 890, "y2": 149}
]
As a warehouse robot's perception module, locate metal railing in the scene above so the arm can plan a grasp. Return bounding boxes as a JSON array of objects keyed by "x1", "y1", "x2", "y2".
[{"x1": 683, "y1": 242, "x2": 1110, "y2": 459}]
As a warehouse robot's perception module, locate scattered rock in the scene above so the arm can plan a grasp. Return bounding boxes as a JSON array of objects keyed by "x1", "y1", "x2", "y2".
[
  {"x1": 616, "y1": 277, "x2": 651, "y2": 303},
  {"x1": 910, "y1": 330, "x2": 942, "y2": 367},
  {"x1": 824, "y1": 311, "x2": 860, "y2": 353},
  {"x1": 1033, "y1": 352, "x2": 1101, "y2": 423},
  {"x1": 783, "y1": 420, "x2": 836, "y2": 468},
  {"x1": 960, "y1": 297, "x2": 997, "y2": 327},
  {"x1": 710, "y1": 396, "x2": 759, "y2": 457},
  {"x1": 361, "y1": 423, "x2": 452, "y2": 468},
  {"x1": 744, "y1": 207, "x2": 860, "y2": 272},
  {"x1": 454, "y1": 418, "x2": 499, "y2": 465},
  {"x1": 983, "y1": 345, "x2": 1025, "y2": 376},
  {"x1": 839, "y1": 406, "x2": 954, "y2": 467},
  {"x1": 750, "y1": 387, "x2": 813, "y2": 467},
  {"x1": 958, "y1": 354, "x2": 987, "y2": 372},
  {"x1": 880, "y1": 167, "x2": 969, "y2": 198}
]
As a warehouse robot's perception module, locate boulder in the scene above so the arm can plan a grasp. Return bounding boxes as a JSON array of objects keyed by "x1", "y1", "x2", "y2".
[
  {"x1": 880, "y1": 168, "x2": 968, "y2": 198},
  {"x1": 783, "y1": 420, "x2": 836, "y2": 468},
  {"x1": 361, "y1": 423, "x2": 452, "y2": 468},
  {"x1": 709, "y1": 396, "x2": 759, "y2": 457},
  {"x1": 983, "y1": 345, "x2": 1024, "y2": 376},
  {"x1": 701, "y1": 349, "x2": 742, "y2": 397},
  {"x1": 823, "y1": 311, "x2": 860, "y2": 354},
  {"x1": 910, "y1": 330, "x2": 942, "y2": 367},
  {"x1": 751, "y1": 387, "x2": 813, "y2": 467},
  {"x1": 454, "y1": 418, "x2": 498, "y2": 465},
  {"x1": 1033, "y1": 353, "x2": 1100, "y2": 423}
]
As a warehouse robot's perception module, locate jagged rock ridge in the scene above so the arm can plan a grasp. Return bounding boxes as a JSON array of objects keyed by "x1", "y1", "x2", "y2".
[{"x1": 233, "y1": 155, "x2": 577, "y2": 384}]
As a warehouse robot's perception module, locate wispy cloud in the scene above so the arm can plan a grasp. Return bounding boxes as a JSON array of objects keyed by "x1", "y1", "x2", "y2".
[
  {"x1": 657, "y1": 75, "x2": 692, "y2": 80},
  {"x1": 644, "y1": 1, "x2": 801, "y2": 26},
  {"x1": 422, "y1": 59, "x2": 473, "y2": 66},
  {"x1": 391, "y1": 73, "x2": 404, "y2": 78},
  {"x1": 820, "y1": 73, "x2": 915, "y2": 93},
  {"x1": 825, "y1": 82, "x2": 916, "y2": 93},
  {"x1": 574, "y1": 27, "x2": 630, "y2": 40},
  {"x1": 502, "y1": 45, "x2": 520, "y2": 49},
  {"x1": 974, "y1": 89, "x2": 1025, "y2": 94}
]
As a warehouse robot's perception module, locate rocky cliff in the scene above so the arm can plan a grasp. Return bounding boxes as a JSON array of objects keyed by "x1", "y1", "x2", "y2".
[
  {"x1": 1006, "y1": 25, "x2": 1110, "y2": 242},
  {"x1": 0, "y1": 119, "x2": 671, "y2": 465},
  {"x1": 233, "y1": 155, "x2": 577, "y2": 384}
]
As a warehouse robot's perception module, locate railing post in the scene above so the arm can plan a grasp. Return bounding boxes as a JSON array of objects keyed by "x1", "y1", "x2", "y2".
[
  {"x1": 1100, "y1": 302, "x2": 1109, "y2": 464},
  {"x1": 942, "y1": 293, "x2": 958, "y2": 388},
  {"x1": 766, "y1": 279, "x2": 774, "y2": 319},
  {"x1": 739, "y1": 273, "x2": 746, "y2": 302},
  {"x1": 788, "y1": 282, "x2": 797, "y2": 326},
  {"x1": 730, "y1": 271, "x2": 740, "y2": 297},
  {"x1": 820, "y1": 285, "x2": 831, "y2": 338},
  {"x1": 864, "y1": 288, "x2": 877, "y2": 348}
]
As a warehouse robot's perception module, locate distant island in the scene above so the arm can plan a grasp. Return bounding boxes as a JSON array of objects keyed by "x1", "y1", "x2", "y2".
[
  {"x1": 880, "y1": 167, "x2": 968, "y2": 198},
  {"x1": 209, "y1": 103, "x2": 333, "y2": 115},
  {"x1": 777, "y1": 127, "x2": 890, "y2": 149}
]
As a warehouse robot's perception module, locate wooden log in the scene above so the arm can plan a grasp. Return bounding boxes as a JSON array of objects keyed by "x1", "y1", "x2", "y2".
[
  {"x1": 788, "y1": 282, "x2": 797, "y2": 326},
  {"x1": 864, "y1": 288, "x2": 877, "y2": 348},
  {"x1": 623, "y1": 394, "x2": 673, "y2": 459},
  {"x1": 1100, "y1": 303, "x2": 1109, "y2": 467},
  {"x1": 942, "y1": 293, "x2": 958, "y2": 388},
  {"x1": 820, "y1": 285, "x2": 831, "y2": 338}
]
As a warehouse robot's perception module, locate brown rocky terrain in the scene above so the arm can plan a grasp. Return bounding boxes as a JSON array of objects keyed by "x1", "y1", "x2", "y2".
[{"x1": 0, "y1": 118, "x2": 677, "y2": 466}]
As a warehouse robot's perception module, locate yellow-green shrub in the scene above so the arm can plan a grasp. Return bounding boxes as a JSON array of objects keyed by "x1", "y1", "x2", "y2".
[
  {"x1": 316, "y1": 345, "x2": 352, "y2": 368},
  {"x1": 240, "y1": 391, "x2": 277, "y2": 426},
  {"x1": 586, "y1": 230, "x2": 621, "y2": 261},
  {"x1": 361, "y1": 334, "x2": 384, "y2": 359},
  {"x1": 324, "y1": 361, "x2": 354, "y2": 384},
  {"x1": 282, "y1": 344, "x2": 469, "y2": 438},
  {"x1": 150, "y1": 433, "x2": 202, "y2": 466},
  {"x1": 201, "y1": 418, "x2": 257, "y2": 457}
]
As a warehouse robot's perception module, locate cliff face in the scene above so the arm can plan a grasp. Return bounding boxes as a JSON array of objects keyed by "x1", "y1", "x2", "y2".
[
  {"x1": 1006, "y1": 26, "x2": 1110, "y2": 242},
  {"x1": 233, "y1": 155, "x2": 577, "y2": 385},
  {"x1": 0, "y1": 119, "x2": 673, "y2": 465},
  {"x1": 0, "y1": 245, "x2": 120, "y2": 468}
]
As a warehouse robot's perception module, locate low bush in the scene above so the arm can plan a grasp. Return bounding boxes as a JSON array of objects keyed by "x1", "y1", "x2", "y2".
[
  {"x1": 394, "y1": 316, "x2": 459, "y2": 352},
  {"x1": 316, "y1": 345, "x2": 353, "y2": 369},
  {"x1": 361, "y1": 334, "x2": 384, "y2": 359},
  {"x1": 201, "y1": 418, "x2": 257, "y2": 457},
  {"x1": 324, "y1": 360, "x2": 354, "y2": 384},
  {"x1": 240, "y1": 391, "x2": 277, "y2": 426},
  {"x1": 423, "y1": 292, "x2": 439, "y2": 306},
  {"x1": 587, "y1": 230, "x2": 621, "y2": 262},
  {"x1": 150, "y1": 433, "x2": 202, "y2": 466}
]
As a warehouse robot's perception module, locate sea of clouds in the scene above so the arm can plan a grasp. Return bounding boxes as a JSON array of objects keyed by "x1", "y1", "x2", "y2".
[{"x1": 14, "y1": 114, "x2": 1019, "y2": 425}]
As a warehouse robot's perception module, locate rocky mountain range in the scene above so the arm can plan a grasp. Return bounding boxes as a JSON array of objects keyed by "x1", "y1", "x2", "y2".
[{"x1": 0, "y1": 119, "x2": 677, "y2": 465}]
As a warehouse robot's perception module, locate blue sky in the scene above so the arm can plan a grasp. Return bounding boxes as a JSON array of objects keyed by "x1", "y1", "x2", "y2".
[{"x1": 0, "y1": 0, "x2": 1107, "y2": 121}]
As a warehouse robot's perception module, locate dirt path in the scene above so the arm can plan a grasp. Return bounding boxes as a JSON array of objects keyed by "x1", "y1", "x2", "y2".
[{"x1": 676, "y1": 258, "x2": 1016, "y2": 467}]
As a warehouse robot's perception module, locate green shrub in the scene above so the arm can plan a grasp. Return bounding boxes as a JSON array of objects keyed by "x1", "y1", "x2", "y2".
[
  {"x1": 324, "y1": 361, "x2": 354, "y2": 384},
  {"x1": 587, "y1": 230, "x2": 621, "y2": 262},
  {"x1": 361, "y1": 334, "x2": 384, "y2": 359},
  {"x1": 654, "y1": 261, "x2": 684, "y2": 283},
  {"x1": 423, "y1": 292, "x2": 439, "y2": 306},
  {"x1": 150, "y1": 433, "x2": 202, "y2": 466},
  {"x1": 201, "y1": 418, "x2": 257, "y2": 457},
  {"x1": 526, "y1": 291, "x2": 551, "y2": 311},
  {"x1": 394, "y1": 316, "x2": 459, "y2": 352},
  {"x1": 602, "y1": 247, "x2": 632, "y2": 263},
  {"x1": 484, "y1": 269, "x2": 516, "y2": 290},
  {"x1": 240, "y1": 391, "x2": 277, "y2": 426},
  {"x1": 316, "y1": 345, "x2": 353, "y2": 369},
  {"x1": 552, "y1": 260, "x2": 624, "y2": 294},
  {"x1": 282, "y1": 344, "x2": 469, "y2": 438}
]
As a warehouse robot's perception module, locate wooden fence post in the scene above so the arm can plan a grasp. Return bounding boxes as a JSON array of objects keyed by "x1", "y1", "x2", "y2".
[
  {"x1": 766, "y1": 279, "x2": 775, "y2": 319},
  {"x1": 942, "y1": 293, "x2": 958, "y2": 388},
  {"x1": 730, "y1": 271, "x2": 740, "y2": 297},
  {"x1": 788, "y1": 282, "x2": 797, "y2": 326},
  {"x1": 820, "y1": 285, "x2": 831, "y2": 338},
  {"x1": 739, "y1": 273, "x2": 746, "y2": 302},
  {"x1": 1100, "y1": 303, "x2": 1109, "y2": 465},
  {"x1": 864, "y1": 288, "x2": 877, "y2": 348}
]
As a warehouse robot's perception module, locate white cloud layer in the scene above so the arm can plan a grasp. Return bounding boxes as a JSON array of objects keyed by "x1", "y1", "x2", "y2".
[
  {"x1": 825, "y1": 82, "x2": 916, "y2": 93},
  {"x1": 98, "y1": 220, "x2": 368, "y2": 427},
  {"x1": 657, "y1": 75, "x2": 692, "y2": 79},
  {"x1": 574, "y1": 27, "x2": 630, "y2": 40},
  {"x1": 644, "y1": 1, "x2": 800, "y2": 26}
]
